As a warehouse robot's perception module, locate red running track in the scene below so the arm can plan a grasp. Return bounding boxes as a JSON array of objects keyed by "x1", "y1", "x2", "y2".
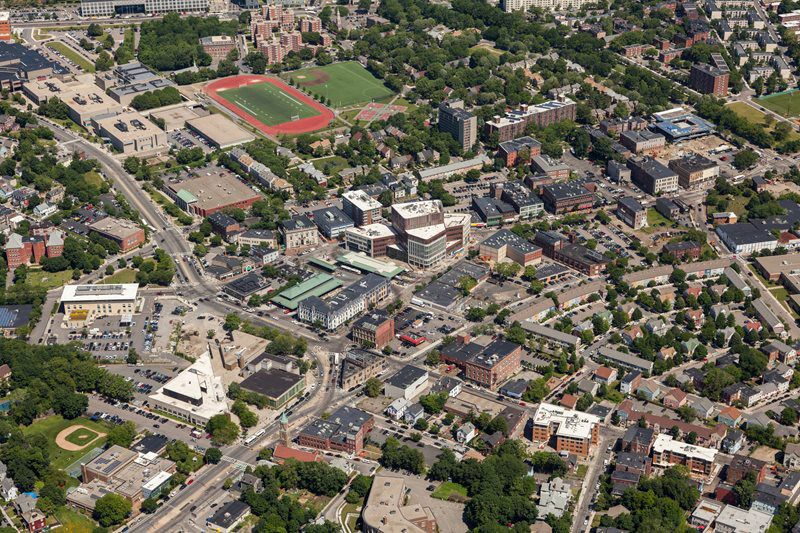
[{"x1": 204, "y1": 75, "x2": 335, "y2": 135}]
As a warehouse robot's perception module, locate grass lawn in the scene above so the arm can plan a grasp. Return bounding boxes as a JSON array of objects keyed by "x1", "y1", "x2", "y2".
[
  {"x1": 83, "y1": 171, "x2": 103, "y2": 187},
  {"x1": 101, "y1": 269, "x2": 137, "y2": 284},
  {"x1": 46, "y1": 42, "x2": 95, "y2": 73},
  {"x1": 27, "y1": 269, "x2": 75, "y2": 290},
  {"x1": 576, "y1": 464, "x2": 588, "y2": 479},
  {"x1": 643, "y1": 208, "x2": 673, "y2": 233},
  {"x1": 312, "y1": 155, "x2": 348, "y2": 175},
  {"x1": 758, "y1": 90, "x2": 800, "y2": 118},
  {"x1": 55, "y1": 507, "x2": 97, "y2": 533},
  {"x1": 24, "y1": 415, "x2": 109, "y2": 471},
  {"x1": 469, "y1": 43, "x2": 503, "y2": 56},
  {"x1": 748, "y1": 263, "x2": 778, "y2": 287},
  {"x1": 287, "y1": 61, "x2": 394, "y2": 108},
  {"x1": 218, "y1": 81, "x2": 320, "y2": 126},
  {"x1": 727, "y1": 101, "x2": 800, "y2": 140},
  {"x1": 432, "y1": 481, "x2": 468, "y2": 501},
  {"x1": 64, "y1": 427, "x2": 100, "y2": 447}
]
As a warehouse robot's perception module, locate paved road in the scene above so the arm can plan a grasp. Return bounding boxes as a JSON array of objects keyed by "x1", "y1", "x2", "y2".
[{"x1": 571, "y1": 428, "x2": 623, "y2": 533}]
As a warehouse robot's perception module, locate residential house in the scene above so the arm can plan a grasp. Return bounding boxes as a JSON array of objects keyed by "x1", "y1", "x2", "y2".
[
  {"x1": 663, "y1": 388, "x2": 687, "y2": 408},
  {"x1": 718, "y1": 406, "x2": 743, "y2": 427}
]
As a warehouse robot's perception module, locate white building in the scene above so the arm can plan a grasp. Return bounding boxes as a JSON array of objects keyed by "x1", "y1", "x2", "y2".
[
  {"x1": 714, "y1": 504, "x2": 772, "y2": 533},
  {"x1": 60, "y1": 283, "x2": 138, "y2": 322},
  {"x1": 148, "y1": 352, "x2": 228, "y2": 426},
  {"x1": 383, "y1": 365, "x2": 428, "y2": 400}
]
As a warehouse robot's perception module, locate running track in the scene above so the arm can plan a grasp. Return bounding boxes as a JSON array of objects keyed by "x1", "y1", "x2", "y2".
[{"x1": 204, "y1": 75, "x2": 334, "y2": 135}]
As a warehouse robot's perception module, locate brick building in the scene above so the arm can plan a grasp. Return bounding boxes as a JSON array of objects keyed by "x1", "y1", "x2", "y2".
[
  {"x1": 530, "y1": 403, "x2": 600, "y2": 457},
  {"x1": 297, "y1": 406, "x2": 374, "y2": 454},
  {"x1": 351, "y1": 310, "x2": 395, "y2": 349}
]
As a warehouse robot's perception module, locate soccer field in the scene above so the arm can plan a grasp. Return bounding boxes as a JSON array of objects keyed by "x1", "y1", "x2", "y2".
[
  {"x1": 288, "y1": 61, "x2": 395, "y2": 108},
  {"x1": 758, "y1": 90, "x2": 800, "y2": 118},
  {"x1": 217, "y1": 81, "x2": 320, "y2": 126}
]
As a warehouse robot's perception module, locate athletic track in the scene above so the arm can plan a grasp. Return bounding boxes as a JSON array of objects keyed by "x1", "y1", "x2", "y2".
[{"x1": 204, "y1": 75, "x2": 334, "y2": 135}]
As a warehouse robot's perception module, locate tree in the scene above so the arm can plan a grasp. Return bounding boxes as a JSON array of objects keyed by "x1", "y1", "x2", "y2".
[
  {"x1": 206, "y1": 414, "x2": 240, "y2": 445},
  {"x1": 87, "y1": 23, "x2": 104, "y2": 37},
  {"x1": 106, "y1": 421, "x2": 137, "y2": 448},
  {"x1": 94, "y1": 51, "x2": 114, "y2": 71},
  {"x1": 364, "y1": 377, "x2": 382, "y2": 398},
  {"x1": 733, "y1": 149, "x2": 759, "y2": 171},
  {"x1": 425, "y1": 350, "x2": 441, "y2": 367},
  {"x1": 223, "y1": 313, "x2": 241, "y2": 331},
  {"x1": 781, "y1": 407, "x2": 799, "y2": 426},
  {"x1": 93, "y1": 493, "x2": 131, "y2": 527},
  {"x1": 204, "y1": 447, "x2": 222, "y2": 464},
  {"x1": 734, "y1": 473, "x2": 756, "y2": 508},
  {"x1": 140, "y1": 497, "x2": 158, "y2": 514},
  {"x1": 126, "y1": 348, "x2": 138, "y2": 365}
]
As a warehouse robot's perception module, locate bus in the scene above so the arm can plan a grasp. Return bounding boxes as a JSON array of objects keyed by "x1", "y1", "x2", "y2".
[{"x1": 244, "y1": 429, "x2": 266, "y2": 447}]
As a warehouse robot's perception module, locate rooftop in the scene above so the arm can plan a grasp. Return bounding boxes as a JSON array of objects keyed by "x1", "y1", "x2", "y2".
[
  {"x1": 186, "y1": 114, "x2": 255, "y2": 148},
  {"x1": 392, "y1": 200, "x2": 443, "y2": 219},
  {"x1": 342, "y1": 190, "x2": 382, "y2": 211},
  {"x1": 532, "y1": 403, "x2": 600, "y2": 439},
  {"x1": 60, "y1": 283, "x2": 138, "y2": 303},
  {"x1": 168, "y1": 171, "x2": 261, "y2": 211},
  {"x1": 652, "y1": 433, "x2": 717, "y2": 462},
  {"x1": 239, "y1": 368, "x2": 303, "y2": 400}
]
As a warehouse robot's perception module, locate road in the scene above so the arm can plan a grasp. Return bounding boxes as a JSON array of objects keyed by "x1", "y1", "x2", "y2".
[
  {"x1": 736, "y1": 256, "x2": 800, "y2": 339},
  {"x1": 570, "y1": 428, "x2": 622, "y2": 533}
]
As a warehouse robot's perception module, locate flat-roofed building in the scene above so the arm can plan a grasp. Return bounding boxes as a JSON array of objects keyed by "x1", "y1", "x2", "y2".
[
  {"x1": 60, "y1": 283, "x2": 137, "y2": 322},
  {"x1": 24, "y1": 79, "x2": 123, "y2": 126},
  {"x1": 715, "y1": 505, "x2": 773, "y2": 533},
  {"x1": 595, "y1": 346, "x2": 653, "y2": 374},
  {"x1": 627, "y1": 156, "x2": 679, "y2": 195},
  {"x1": 652, "y1": 433, "x2": 717, "y2": 479},
  {"x1": 0, "y1": 12, "x2": 11, "y2": 41},
  {"x1": 342, "y1": 190, "x2": 382, "y2": 226},
  {"x1": 340, "y1": 349, "x2": 385, "y2": 389},
  {"x1": 239, "y1": 368, "x2": 305, "y2": 408},
  {"x1": 311, "y1": 206, "x2": 354, "y2": 239},
  {"x1": 463, "y1": 339, "x2": 522, "y2": 389},
  {"x1": 148, "y1": 352, "x2": 227, "y2": 425},
  {"x1": 351, "y1": 309, "x2": 394, "y2": 348},
  {"x1": 485, "y1": 98, "x2": 577, "y2": 142},
  {"x1": 297, "y1": 273, "x2": 389, "y2": 330},
  {"x1": 88, "y1": 217, "x2": 145, "y2": 252},
  {"x1": 362, "y1": 475, "x2": 437, "y2": 533},
  {"x1": 93, "y1": 111, "x2": 167, "y2": 155},
  {"x1": 81, "y1": 0, "x2": 209, "y2": 17},
  {"x1": 165, "y1": 170, "x2": 262, "y2": 217},
  {"x1": 669, "y1": 153, "x2": 719, "y2": 190},
  {"x1": 479, "y1": 229, "x2": 542, "y2": 266},
  {"x1": 199, "y1": 35, "x2": 236, "y2": 61},
  {"x1": 391, "y1": 200, "x2": 447, "y2": 269},
  {"x1": 541, "y1": 181, "x2": 594, "y2": 214},
  {"x1": 186, "y1": 114, "x2": 255, "y2": 149},
  {"x1": 755, "y1": 253, "x2": 800, "y2": 281},
  {"x1": 297, "y1": 405, "x2": 374, "y2": 454},
  {"x1": 520, "y1": 321, "x2": 581, "y2": 351},
  {"x1": 617, "y1": 197, "x2": 646, "y2": 229},
  {"x1": 620, "y1": 130, "x2": 666, "y2": 153},
  {"x1": 531, "y1": 155, "x2": 571, "y2": 180},
  {"x1": 498, "y1": 136, "x2": 541, "y2": 167},
  {"x1": 716, "y1": 223, "x2": 777, "y2": 254},
  {"x1": 438, "y1": 100, "x2": 477, "y2": 152},
  {"x1": 531, "y1": 403, "x2": 600, "y2": 457},
  {"x1": 235, "y1": 229, "x2": 277, "y2": 248},
  {"x1": 344, "y1": 223, "x2": 397, "y2": 257}
]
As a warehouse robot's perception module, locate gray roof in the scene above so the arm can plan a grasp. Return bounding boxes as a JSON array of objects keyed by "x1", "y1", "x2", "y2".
[{"x1": 385, "y1": 365, "x2": 427, "y2": 389}]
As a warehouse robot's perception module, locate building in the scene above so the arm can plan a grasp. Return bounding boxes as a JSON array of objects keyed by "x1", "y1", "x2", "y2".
[
  {"x1": 620, "y1": 371, "x2": 642, "y2": 394},
  {"x1": 80, "y1": 0, "x2": 208, "y2": 16},
  {"x1": 239, "y1": 368, "x2": 305, "y2": 409},
  {"x1": 498, "y1": 181, "x2": 544, "y2": 219},
  {"x1": 690, "y1": 63, "x2": 730, "y2": 96},
  {"x1": 651, "y1": 433, "x2": 717, "y2": 479},
  {"x1": 0, "y1": 13, "x2": 11, "y2": 41},
  {"x1": 485, "y1": 98, "x2": 577, "y2": 142},
  {"x1": 479, "y1": 229, "x2": 542, "y2": 266},
  {"x1": 390, "y1": 200, "x2": 449, "y2": 269},
  {"x1": 0, "y1": 42, "x2": 66, "y2": 92},
  {"x1": 531, "y1": 155, "x2": 571, "y2": 180},
  {"x1": 438, "y1": 100, "x2": 477, "y2": 152},
  {"x1": 60, "y1": 283, "x2": 138, "y2": 323},
  {"x1": 88, "y1": 217, "x2": 145, "y2": 252},
  {"x1": 501, "y1": 0, "x2": 595, "y2": 11},
  {"x1": 165, "y1": 170, "x2": 262, "y2": 217},
  {"x1": 362, "y1": 475, "x2": 437, "y2": 533},
  {"x1": 148, "y1": 352, "x2": 227, "y2": 426},
  {"x1": 207, "y1": 212, "x2": 240, "y2": 241},
  {"x1": 0, "y1": 305, "x2": 31, "y2": 337},
  {"x1": 498, "y1": 136, "x2": 541, "y2": 167},
  {"x1": 297, "y1": 273, "x2": 389, "y2": 330},
  {"x1": 297, "y1": 406, "x2": 374, "y2": 454},
  {"x1": 281, "y1": 215, "x2": 319, "y2": 252},
  {"x1": 754, "y1": 253, "x2": 800, "y2": 281},
  {"x1": 351, "y1": 310, "x2": 394, "y2": 349},
  {"x1": 669, "y1": 154, "x2": 719, "y2": 190},
  {"x1": 617, "y1": 197, "x2": 647, "y2": 229},
  {"x1": 714, "y1": 505, "x2": 773, "y2": 533},
  {"x1": 520, "y1": 322, "x2": 581, "y2": 351},
  {"x1": 627, "y1": 157, "x2": 679, "y2": 195},
  {"x1": 312, "y1": 206, "x2": 354, "y2": 239},
  {"x1": 620, "y1": 130, "x2": 666, "y2": 153},
  {"x1": 656, "y1": 197, "x2": 680, "y2": 220},
  {"x1": 93, "y1": 111, "x2": 167, "y2": 154},
  {"x1": 754, "y1": 297, "x2": 785, "y2": 336},
  {"x1": 727, "y1": 455, "x2": 767, "y2": 484},
  {"x1": 384, "y1": 365, "x2": 428, "y2": 400},
  {"x1": 538, "y1": 477, "x2": 571, "y2": 518},
  {"x1": 716, "y1": 223, "x2": 778, "y2": 254},
  {"x1": 95, "y1": 61, "x2": 175, "y2": 106},
  {"x1": 206, "y1": 500, "x2": 250, "y2": 533},
  {"x1": 622, "y1": 426, "x2": 655, "y2": 454},
  {"x1": 185, "y1": 114, "x2": 255, "y2": 149},
  {"x1": 534, "y1": 231, "x2": 610, "y2": 276},
  {"x1": 24, "y1": 79, "x2": 123, "y2": 127},
  {"x1": 541, "y1": 182, "x2": 594, "y2": 214},
  {"x1": 463, "y1": 339, "x2": 522, "y2": 389},
  {"x1": 340, "y1": 349, "x2": 385, "y2": 390},
  {"x1": 200, "y1": 35, "x2": 236, "y2": 61},
  {"x1": 342, "y1": 190, "x2": 382, "y2": 227},
  {"x1": 5, "y1": 231, "x2": 63, "y2": 270},
  {"x1": 344, "y1": 224, "x2": 397, "y2": 258},
  {"x1": 663, "y1": 240, "x2": 701, "y2": 260},
  {"x1": 595, "y1": 346, "x2": 654, "y2": 374},
  {"x1": 530, "y1": 403, "x2": 600, "y2": 457}
]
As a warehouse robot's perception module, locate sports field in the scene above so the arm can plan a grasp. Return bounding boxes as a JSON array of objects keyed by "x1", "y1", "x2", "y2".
[
  {"x1": 288, "y1": 61, "x2": 395, "y2": 107},
  {"x1": 217, "y1": 81, "x2": 320, "y2": 126},
  {"x1": 758, "y1": 90, "x2": 800, "y2": 117},
  {"x1": 205, "y1": 75, "x2": 334, "y2": 135}
]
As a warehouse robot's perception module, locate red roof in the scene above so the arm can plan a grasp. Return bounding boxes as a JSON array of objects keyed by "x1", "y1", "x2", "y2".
[
  {"x1": 0, "y1": 364, "x2": 11, "y2": 379},
  {"x1": 273, "y1": 445, "x2": 321, "y2": 463},
  {"x1": 594, "y1": 367, "x2": 615, "y2": 380},
  {"x1": 560, "y1": 394, "x2": 579, "y2": 409}
]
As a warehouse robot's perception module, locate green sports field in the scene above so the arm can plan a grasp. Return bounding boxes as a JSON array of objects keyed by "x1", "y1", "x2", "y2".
[
  {"x1": 288, "y1": 61, "x2": 395, "y2": 107},
  {"x1": 758, "y1": 90, "x2": 800, "y2": 117},
  {"x1": 217, "y1": 81, "x2": 320, "y2": 126}
]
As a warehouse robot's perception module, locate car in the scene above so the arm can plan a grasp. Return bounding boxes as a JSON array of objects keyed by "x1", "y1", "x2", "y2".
[{"x1": 427, "y1": 484, "x2": 435, "y2": 491}]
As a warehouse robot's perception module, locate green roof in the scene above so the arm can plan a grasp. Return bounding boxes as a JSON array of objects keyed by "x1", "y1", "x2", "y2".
[
  {"x1": 308, "y1": 258, "x2": 337, "y2": 272},
  {"x1": 270, "y1": 273, "x2": 344, "y2": 310},
  {"x1": 176, "y1": 189, "x2": 198, "y2": 204},
  {"x1": 336, "y1": 253, "x2": 405, "y2": 279}
]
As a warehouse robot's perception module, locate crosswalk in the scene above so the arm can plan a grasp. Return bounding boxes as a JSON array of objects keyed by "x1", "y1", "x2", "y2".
[{"x1": 220, "y1": 455, "x2": 252, "y2": 471}]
